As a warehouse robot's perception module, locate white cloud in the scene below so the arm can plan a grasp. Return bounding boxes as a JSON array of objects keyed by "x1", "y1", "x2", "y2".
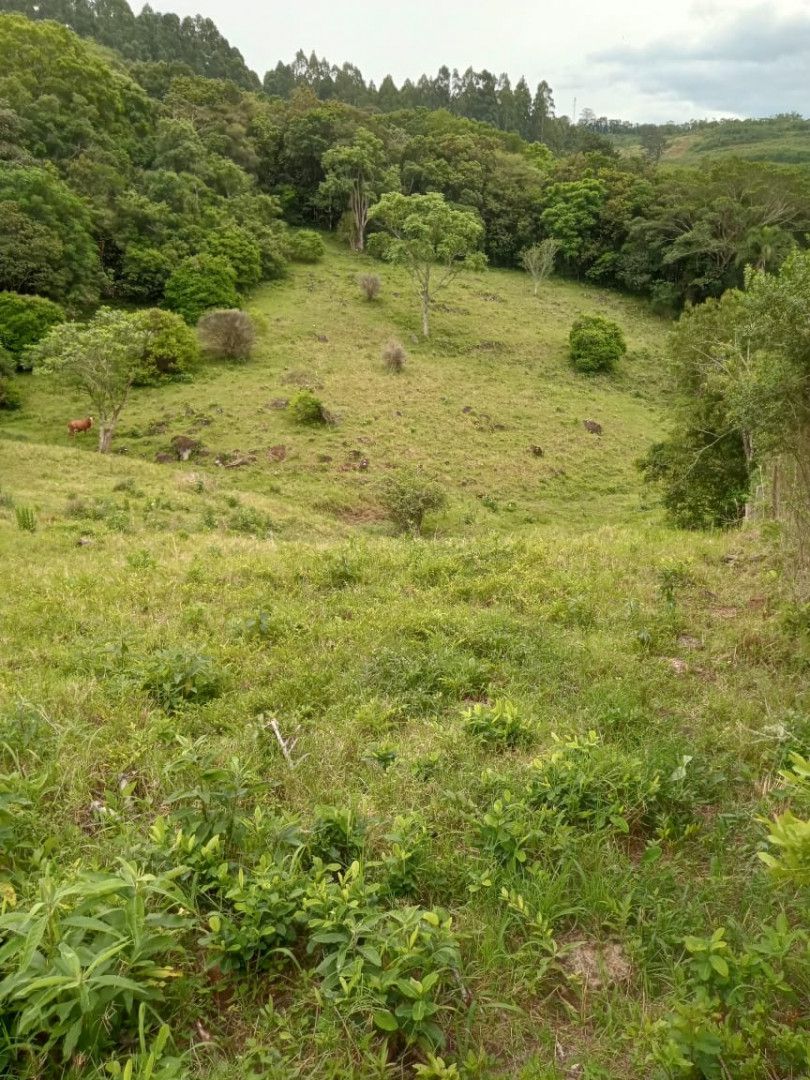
[{"x1": 149, "y1": 0, "x2": 808, "y2": 121}]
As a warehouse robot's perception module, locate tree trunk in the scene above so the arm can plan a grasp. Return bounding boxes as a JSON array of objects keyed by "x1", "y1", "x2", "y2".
[
  {"x1": 421, "y1": 291, "x2": 430, "y2": 337},
  {"x1": 351, "y1": 185, "x2": 367, "y2": 252},
  {"x1": 98, "y1": 424, "x2": 114, "y2": 453},
  {"x1": 742, "y1": 430, "x2": 756, "y2": 522}
]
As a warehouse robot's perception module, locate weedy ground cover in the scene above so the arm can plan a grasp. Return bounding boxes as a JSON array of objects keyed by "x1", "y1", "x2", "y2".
[{"x1": 0, "y1": 249, "x2": 807, "y2": 1078}]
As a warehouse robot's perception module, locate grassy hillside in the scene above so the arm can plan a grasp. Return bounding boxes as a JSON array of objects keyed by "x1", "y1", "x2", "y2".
[
  {"x1": 662, "y1": 118, "x2": 810, "y2": 166},
  {"x1": 1, "y1": 251, "x2": 808, "y2": 1079},
  {"x1": 2, "y1": 244, "x2": 669, "y2": 534}
]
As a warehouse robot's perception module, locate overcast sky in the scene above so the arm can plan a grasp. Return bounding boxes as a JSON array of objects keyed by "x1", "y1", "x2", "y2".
[{"x1": 153, "y1": 0, "x2": 809, "y2": 122}]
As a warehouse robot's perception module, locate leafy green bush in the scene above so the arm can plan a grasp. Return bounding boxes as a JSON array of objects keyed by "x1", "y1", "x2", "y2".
[
  {"x1": 253, "y1": 225, "x2": 290, "y2": 279},
  {"x1": 203, "y1": 226, "x2": 262, "y2": 291},
  {"x1": 379, "y1": 468, "x2": 447, "y2": 534},
  {"x1": 131, "y1": 308, "x2": 200, "y2": 385},
  {"x1": 657, "y1": 916, "x2": 810, "y2": 1078},
  {"x1": 200, "y1": 853, "x2": 307, "y2": 973},
  {"x1": 0, "y1": 346, "x2": 21, "y2": 409},
  {"x1": 288, "y1": 229, "x2": 325, "y2": 263},
  {"x1": 0, "y1": 866, "x2": 188, "y2": 1068},
  {"x1": 289, "y1": 389, "x2": 328, "y2": 425},
  {"x1": 304, "y1": 863, "x2": 461, "y2": 1051},
  {"x1": 639, "y1": 430, "x2": 750, "y2": 529},
  {"x1": 197, "y1": 308, "x2": 256, "y2": 360},
  {"x1": 462, "y1": 699, "x2": 533, "y2": 748},
  {"x1": 119, "y1": 246, "x2": 175, "y2": 304},
  {"x1": 0, "y1": 291, "x2": 64, "y2": 368},
  {"x1": 758, "y1": 753, "x2": 810, "y2": 887},
  {"x1": 569, "y1": 314, "x2": 626, "y2": 373},
  {"x1": 378, "y1": 814, "x2": 429, "y2": 898},
  {"x1": 14, "y1": 505, "x2": 35, "y2": 532},
  {"x1": 525, "y1": 731, "x2": 697, "y2": 837},
  {"x1": 140, "y1": 648, "x2": 224, "y2": 712},
  {"x1": 308, "y1": 805, "x2": 366, "y2": 866},
  {"x1": 163, "y1": 255, "x2": 239, "y2": 325}
]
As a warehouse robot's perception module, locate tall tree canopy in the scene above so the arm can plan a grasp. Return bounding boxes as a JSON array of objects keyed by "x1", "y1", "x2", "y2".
[{"x1": 369, "y1": 192, "x2": 485, "y2": 337}]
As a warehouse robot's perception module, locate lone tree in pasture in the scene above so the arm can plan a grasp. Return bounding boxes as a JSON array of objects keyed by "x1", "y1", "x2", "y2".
[
  {"x1": 368, "y1": 192, "x2": 485, "y2": 337},
  {"x1": 33, "y1": 308, "x2": 149, "y2": 452},
  {"x1": 521, "y1": 238, "x2": 561, "y2": 296},
  {"x1": 317, "y1": 128, "x2": 398, "y2": 252}
]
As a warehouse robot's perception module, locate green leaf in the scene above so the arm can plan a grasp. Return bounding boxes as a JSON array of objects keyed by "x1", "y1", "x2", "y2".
[
  {"x1": 709, "y1": 954, "x2": 729, "y2": 977},
  {"x1": 373, "y1": 1010, "x2": 399, "y2": 1032},
  {"x1": 62, "y1": 1017, "x2": 84, "y2": 1060}
]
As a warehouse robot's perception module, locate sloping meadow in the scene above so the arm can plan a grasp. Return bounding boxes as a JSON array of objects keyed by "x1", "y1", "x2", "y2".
[{"x1": 0, "y1": 497, "x2": 808, "y2": 1077}]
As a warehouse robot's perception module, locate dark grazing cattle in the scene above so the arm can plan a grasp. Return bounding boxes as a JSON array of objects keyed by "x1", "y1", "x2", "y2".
[{"x1": 583, "y1": 419, "x2": 603, "y2": 436}]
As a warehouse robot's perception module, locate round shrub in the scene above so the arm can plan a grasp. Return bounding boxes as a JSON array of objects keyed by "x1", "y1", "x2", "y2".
[
  {"x1": 163, "y1": 255, "x2": 239, "y2": 325},
  {"x1": 119, "y1": 246, "x2": 174, "y2": 304},
  {"x1": 569, "y1": 314, "x2": 627, "y2": 374},
  {"x1": 132, "y1": 308, "x2": 200, "y2": 385},
  {"x1": 359, "y1": 274, "x2": 381, "y2": 301},
  {"x1": 379, "y1": 468, "x2": 447, "y2": 535},
  {"x1": 197, "y1": 309, "x2": 256, "y2": 361},
  {"x1": 289, "y1": 389, "x2": 327, "y2": 425},
  {"x1": 382, "y1": 339, "x2": 407, "y2": 372},
  {"x1": 288, "y1": 230, "x2": 325, "y2": 264},
  {"x1": 0, "y1": 292, "x2": 65, "y2": 368},
  {"x1": 203, "y1": 226, "x2": 262, "y2": 291}
]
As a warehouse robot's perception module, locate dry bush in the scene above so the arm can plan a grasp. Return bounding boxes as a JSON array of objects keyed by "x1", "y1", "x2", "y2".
[
  {"x1": 359, "y1": 274, "x2": 381, "y2": 301},
  {"x1": 197, "y1": 309, "x2": 256, "y2": 361},
  {"x1": 382, "y1": 339, "x2": 407, "y2": 372}
]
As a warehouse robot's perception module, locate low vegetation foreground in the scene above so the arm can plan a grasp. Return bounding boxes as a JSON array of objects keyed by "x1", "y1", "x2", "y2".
[{"x1": 1, "y1": 247, "x2": 809, "y2": 1079}]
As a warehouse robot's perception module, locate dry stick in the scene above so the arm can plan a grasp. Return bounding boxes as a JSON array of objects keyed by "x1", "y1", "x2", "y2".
[{"x1": 267, "y1": 716, "x2": 298, "y2": 769}]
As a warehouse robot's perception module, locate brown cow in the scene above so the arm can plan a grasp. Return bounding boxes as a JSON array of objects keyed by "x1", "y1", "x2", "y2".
[
  {"x1": 68, "y1": 416, "x2": 93, "y2": 436},
  {"x1": 583, "y1": 419, "x2": 603, "y2": 436}
]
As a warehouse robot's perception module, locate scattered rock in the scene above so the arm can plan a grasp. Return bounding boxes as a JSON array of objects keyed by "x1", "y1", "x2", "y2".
[
  {"x1": 583, "y1": 419, "x2": 603, "y2": 436},
  {"x1": 529, "y1": 445, "x2": 545, "y2": 457},
  {"x1": 315, "y1": 333, "x2": 329, "y2": 343},
  {"x1": 76, "y1": 536, "x2": 94, "y2": 547},
  {"x1": 267, "y1": 398, "x2": 289, "y2": 410},
  {"x1": 154, "y1": 451, "x2": 175, "y2": 464},
  {"x1": 268, "y1": 444, "x2": 287, "y2": 462},
  {"x1": 461, "y1": 405, "x2": 474, "y2": 414},
  {"x1": 666, "y1": 657, "x2": 689, "y2": 676},
  {"x1": 145, "y1": 419, "x2": 169, "y2": 436},
  {"x1": 677, "y1": 634, "x2": 702, "y2": 650},
  {"x1": 565, "y1": 942, "x2": 631, "y2": 990}
]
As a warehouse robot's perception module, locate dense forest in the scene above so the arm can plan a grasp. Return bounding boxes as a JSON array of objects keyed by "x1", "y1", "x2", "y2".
[{"x1": 1, "y1": 3, "x2": 810, "y2": 324}]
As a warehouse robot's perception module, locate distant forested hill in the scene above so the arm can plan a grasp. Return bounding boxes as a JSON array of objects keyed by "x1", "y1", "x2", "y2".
[{"x1": 1, "y1": 3, "x2": 810, "y2": 321}]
